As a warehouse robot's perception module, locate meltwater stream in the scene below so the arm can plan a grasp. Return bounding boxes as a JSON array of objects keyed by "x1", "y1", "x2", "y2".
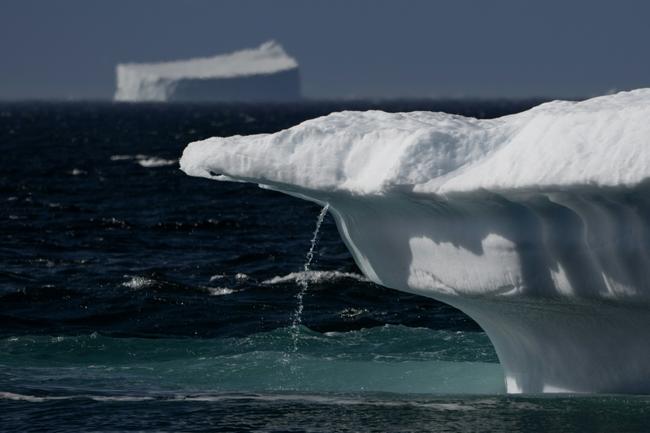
[{"x1": 290, "y1": 203, "x2": 330, "y2": 354}]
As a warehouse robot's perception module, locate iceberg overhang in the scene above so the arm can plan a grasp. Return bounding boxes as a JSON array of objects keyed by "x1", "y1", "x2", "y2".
[{"x1": 180, "y1": 89, "x2": 650, "y2": 394}]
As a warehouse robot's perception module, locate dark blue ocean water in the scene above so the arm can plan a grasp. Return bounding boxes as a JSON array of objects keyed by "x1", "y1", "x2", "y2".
[{"x1": 2, "y1": 100, "x2": 649, "y2": 432}]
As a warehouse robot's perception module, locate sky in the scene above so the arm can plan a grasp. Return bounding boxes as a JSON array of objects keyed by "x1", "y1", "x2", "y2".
[{"x1": 1, "y1": 0, "x2": 650, "y2": 100}]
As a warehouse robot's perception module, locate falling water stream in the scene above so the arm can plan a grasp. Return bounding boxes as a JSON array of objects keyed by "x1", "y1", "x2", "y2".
[{"x1": 290, "y1": 203, "x2": 330, "y2": 354}]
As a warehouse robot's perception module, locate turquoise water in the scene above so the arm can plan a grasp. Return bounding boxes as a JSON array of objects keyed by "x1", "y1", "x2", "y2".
[
  {"x1": 0, "y1": 325, "x2": 502, "y2": 395},
  {"x1": 4, "y1": 327, "x2": 650, "y2": 432}
]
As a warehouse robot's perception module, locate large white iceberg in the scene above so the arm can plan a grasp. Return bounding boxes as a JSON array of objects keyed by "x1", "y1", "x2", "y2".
[
  {"x1": 115, "y1": 41, "x2": 300, "y2": 102},
  {"x1": 180, "y1": 89, "x2": 650, "y2": 394}
]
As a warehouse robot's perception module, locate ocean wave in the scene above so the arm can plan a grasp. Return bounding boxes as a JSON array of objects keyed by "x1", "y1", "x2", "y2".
[
  {"x1": 110, "y1": 154, "x2": 177, "y2": 168},
  {"x1": 0, "y1": 391, "x2": 486, "y2": 410},
  {"x1": 207, "y1": 287, "x2": 236, "y2": 296},
  {"x1": 262, "y1": 270, "x2": 368, "y2": 285},
  {"x1": 209, "y1": 274, "x2": 226, "y2": 282},
  {"x1": 136, "y1": 157, "x2": 177, "y2": 168},
  {"x1": 122, "y1": 275, "x2": 233, "y2": 296},
  {"x1": 0, "y1": 392, "x2": 69, "y2": 402},
  {"x1": 109, "y1": 154, "x2": 141, "y2": 161},
  {"x1": 122, "y1": 276, "x2": 156, "y2": 289},
  {"x1": 338, "y1": 307, "x2": 369, "y2": 319},
  {"x1": 0, "y1": 391, "x2": 157, "y2": 403},
  {"x1": 207, "y1": 273, "x2": 247, "y2": 287}
]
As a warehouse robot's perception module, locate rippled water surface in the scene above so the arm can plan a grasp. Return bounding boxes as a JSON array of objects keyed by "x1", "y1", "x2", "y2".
[{"x1": 2, "y1": 100, "x2": 646, "y2": 432}]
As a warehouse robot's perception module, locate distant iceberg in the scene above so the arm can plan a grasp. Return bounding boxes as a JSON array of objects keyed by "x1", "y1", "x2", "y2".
[
  {"x1": 115, "y1": 41, "x2": 300, "y2": 102},
  {"x1": 181, "y1": 89, "x2": 650, "y2": 394}
]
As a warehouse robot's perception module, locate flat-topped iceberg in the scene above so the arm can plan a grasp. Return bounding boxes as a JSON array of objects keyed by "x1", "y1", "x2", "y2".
[
  {"x1": 115, "y1": 41, "x2": 300, "y2": 102},
  {"x1": 181, "y1": 89, "x2": 650, "y2": 394}
]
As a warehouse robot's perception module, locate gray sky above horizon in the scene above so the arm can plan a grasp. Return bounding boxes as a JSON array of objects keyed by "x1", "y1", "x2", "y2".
[{"x1": 1, "y1": 0, "x2": 650, "y2": 100}]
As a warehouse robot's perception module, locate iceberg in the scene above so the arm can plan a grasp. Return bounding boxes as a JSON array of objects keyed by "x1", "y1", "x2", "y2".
[
  {"x1": 180, "y1": 89, "x2": 650, "y2": 394},
  {"x1": 115, "y1": 41, "x2": 300, "y2": 102}
]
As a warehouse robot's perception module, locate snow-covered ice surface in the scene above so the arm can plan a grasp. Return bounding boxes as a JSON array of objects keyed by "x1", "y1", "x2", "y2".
[
  {"x1": 181, "y1": 89, "x2": 649, "y2": 194},
  {"x1": 115, "y1": 41, "x2": 300, "y2": 102},
  {"x1": 181, "y1": 89, "x2": 650, "y2": 394}
]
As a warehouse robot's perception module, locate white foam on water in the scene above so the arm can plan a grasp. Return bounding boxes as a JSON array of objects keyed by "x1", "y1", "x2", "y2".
[
  {"x1": 207, "y1": 287, "x2": 236, "y2": 296},
  {"x1": 110, "y1": 154, "x2": 177, "y2": 167},
  {"x1": 136, "y1": 157, "x2": 177, "y2": 168},
  {"x1": 262, "y1": 270, "x2": 368, "y2": 285},
  {"x1": 110, "y1": 154, "x2": 138, "y2": 161},
  {"x1": 122, "y1": 276, "x2": 156, "y2": 289}
]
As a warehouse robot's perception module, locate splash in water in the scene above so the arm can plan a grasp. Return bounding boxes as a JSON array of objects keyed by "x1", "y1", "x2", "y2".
[{"x1": 290, "y1": 203, "x2": 330, "y2": 353}]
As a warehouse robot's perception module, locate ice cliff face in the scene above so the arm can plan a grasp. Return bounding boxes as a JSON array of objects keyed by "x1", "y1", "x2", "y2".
[
  {"x1": 115, "y1": 41, "x2": 300, "y2": 102},
  {"x1": 180, "y1": 89, "x2": 650, "y2": 394}
]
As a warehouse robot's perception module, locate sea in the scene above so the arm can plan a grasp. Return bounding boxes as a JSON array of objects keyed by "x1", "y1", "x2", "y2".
[{"x1": 2, "y1": 100, "x2": 649, "y2": 432}]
